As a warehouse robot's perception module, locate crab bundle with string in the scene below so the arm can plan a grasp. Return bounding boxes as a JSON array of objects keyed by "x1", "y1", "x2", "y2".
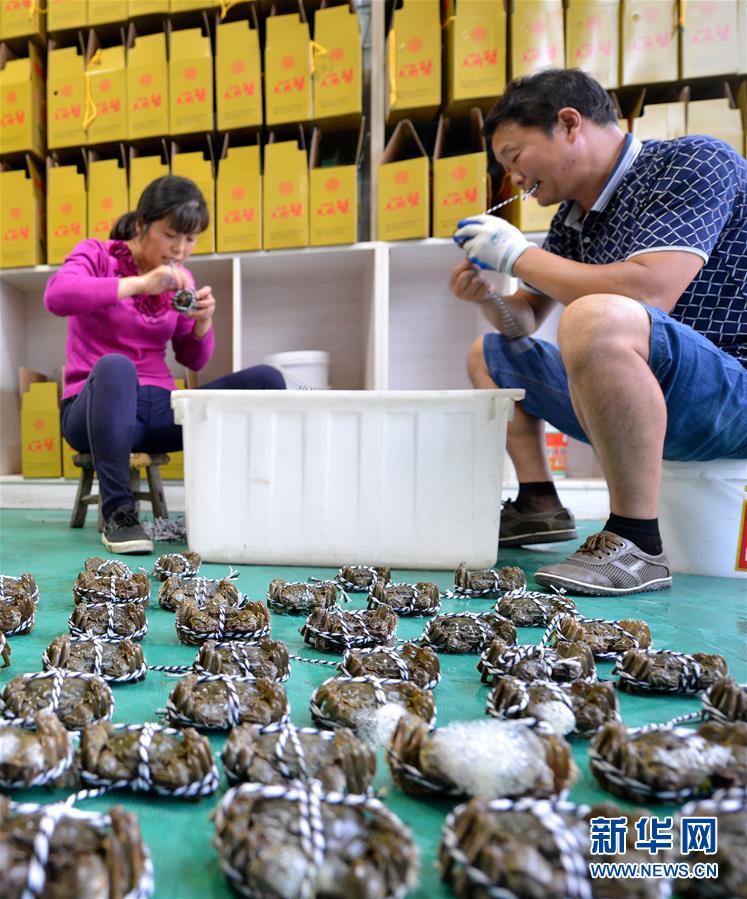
[
  {"x1": 42, "y1": 634, "x2": 146, "y2": 683},
  {"x1": 334, "y1": 565, "x2": 392, "y2": 592},
  {"x1": 419, "y1": 610, "x2": 517, "y2": 654},
  {"x1": 367, "y1": 580, "x2": 442, "y2": 616},
  {"x1": 222, "y1": 719, "x2": 377, "y2": 793},
  {"x1": 151, "y1": 551, "x2": 201, "y2": 581},
  {"x1": 0, "y1": 573, "x2": 39, "y2": 604},
  {"x1": 0, "y1": 632, "x2": 10, "y2": 668},
  {"x1": 0, "y1": 710, "x2": 74, "y2": 788},
  {"x1": 300, "y1": 605, "x2": 398, "y2": 653},
  {"x1": 69, "y1": 601, "x2": 148, "y2": 641},
  {"x1": 164, "y1": 673, "x2": 290, "y2": 730},
  {"x1": 485, "y1": 675, "x2": 620, "y2": 737},
  {"x1": 149, "y1": 637, "x2": 290, "y2": 682},
  {"x1": 267, "y1": 578, "x2": 341, "y2": 616},
  {"x1": 339, "y1": 642, "x2": 441, "y2": 690},
  {"x1": 213, "y1": 779, "x2": 418, "y2": 899},
  {"x1": 0, "y1": 795, "x2": 154, "y2": 899},
  {"x1": 589, "y1": 717, "x2": 747, "y2": 804},
  {"x1": 439, "y1": 795, "x2": 675, "y2": 899},
  {"x1": 478, "y1": 637, "x2": 598, "y2": 686},
  {"x1": 0, "y1": 575, "x2": 37, "y2": 636},
  {"x1": 0, "y1": 668, "x2": 114, "y2": 731},
  {"x1": 701, "y1": 677, "x2": 747, "y2": 723},
  {"x1": 158, "y1": 571, "x2": 243, "y2": 612},
  {"x1": 614, "y1": 647, "x2": 728, "y2": 695},
  {"x1": 74, "y1": 720, "x2": 219, "y2": 799},
  {"x1": 448, "y1": 562, "x2": 526, "y2": 598},
  {"x1": 543, "y1": 612, "x2": 652, "y2": 661},
  {"x1": 496, "y1": 586, "x2": 577, "y2": 626},
  {"x1": 388, "y1": 713, "x2": 577, "y2": 800},
  {"x1": 73, "y1": 558, "x2": 150, "y2": 607},
  {"x1": 175, "y1": 597, "x2": 271, "y2": 645}
]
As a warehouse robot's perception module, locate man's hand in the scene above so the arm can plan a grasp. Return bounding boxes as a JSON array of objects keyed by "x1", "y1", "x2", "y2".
[
  {"x1": 449, "y1": 259, "x2": 491, "y2": 304},
  {"x1": 453, "y1": 214, "x2": 531, "y2": 276}
]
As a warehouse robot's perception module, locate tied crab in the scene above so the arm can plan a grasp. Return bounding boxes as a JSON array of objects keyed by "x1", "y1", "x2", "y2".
[
  {"x1": 1, "y1": 669, "x2": 114, "y2": 731},
  {"x1": 158, "y1": 574, "x2": 242, "y2": 612},
  {"x1": 0, "y1": 710, "x2": 74, "y2": 788},
  {"x1": 166, "y1": 674, "x2": 289, "y2": 730},
  {"x1": 420, "y1": 612, "x2": 517, "y2": 654},
  {"x1": 0, "y1": 633, "x2": 10, "y2": 669},
  {"x1": 702, "y1": 678, "x2": 747, "y2": 723},
  {"x1": 267, "y1": 579, "x2": 339, "y2": 616},
  {"x1": 152, "y1": 551, "x2": 201, "y2": 581},
  {"x1": 616, "y1": 648, "x2": 728, "y2": 695},
  {"x1": 336, "y1": 565, "x2": 392, "y2": 592},
  {"x1": 221, "y1": 720, "x2": 376, "y2": 793},
  {"x1": 486, "y1": 675, "x2": 620, "y2": 737},
  {"x1": 0, "y1": 573, "x2": 39, "y2": 605},
  {"x1": 340, "y1": 643, "x2": 441, "y2": 690},
  {"x1": 69, "y1": 601, "x2": 148, "y2": 641},
  {"x1": 545, "y1": 614, "x2": 652, "y2": 660},
  {"x1": 478, "y1": 638, "x2": 597, "y2": 685},
  {"x1": 213, "y1": 780, "x2": 417, "y2": 899},
  {"x1": 300, "y1": 605, "x2": 398, "y2": 653},
  {"x1": 175, "y1": 597, "x2": 270, "y2": 645},
  {"x1": 0, "y1": 592, "x2": 35, "y2": 637},
  {"x1": 497, "y1": 588, "x2": 576, "y2": 627},
  {"x1": 452, "y1": 563, "x2": 526, "y2": 598},
  {"x1": 367, "y1": 581, "x2": 441, "y2": 616},
  {"x1": 310, "y1": 675, "x2": 436, "y2": 734},
  {"x1": 42, "y1": 634, "x2": 146, "y2": 683},
  {"x1": 191, "y1": 638, "x2": 290, "y2": 681},
  {"x1": 388, "y1": 714, "x2": 576, "y2": 799},
  {"x1": 73, "y1": 557, "x2": 150, "y2": 606},
  {"x1": 79, "y1": 721, "x2": 219, "y2": 798}
]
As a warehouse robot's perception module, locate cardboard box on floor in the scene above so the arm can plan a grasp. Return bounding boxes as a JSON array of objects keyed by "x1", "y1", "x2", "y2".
[
  {"x1": 48, "y1": 0, "x2": 88, "y2": 32},
  {"x1": 432, "y1": 109, "x2": 489, "y2": 239},
  {"x1": 0, "y1": 155, "x2": 45, "y2": 268},
  {"x1": 312, "y1": 1, "x2": 362, "y2": 126},
  {"x1": 88, "y1": 0, "x2": 127, "y2": 24},
  {"x1": 215, "y1": 8, "x2": 262, "y2": 131},
  {"x1": 19, "y1": 370, "x2": 62, "y2": 479},
  {"x1": 620, "y1": 0, "x2": 678, "y2": 85},
  {"x1": 264, "y1": 1, "x2": 313, "y2": 126},
  {"x1": 0, "y1": 0, "x2": 45, "y2": 41},
  {"x1": 509, "y1": 0, "x2": 564, "y2": 79},
  {"x1": 309, "y1": 120, "x2": 364, "y2": 246},
  {"x1": 444, "y1": 0, "x2": 507, "y2": 114},
  {"x1": 171, "y1": 137, "x2": 215, "y2": 254},
  {"x1": 169, "y1": 15, "x2": 213, "y2": 136},
  {"x1": 84, "y1": 29, "x2": 128, "y2": 145},
  {"x1": 377, "y1": 118, "x2": 430, "y2": 240},
  {"x1": 680, "y1": 0, "x2": 740, "y2": 77},
  {"x1": 385, "y1": 0, "x2": 440, "y2": 123},
  {"x1": 128, "y1": 141, "x2": 169, "y2": 209},
  {"x1": 126, "y1": 25, "x2": 169, "y2": 140},
  {"x1": 263, "y1": 127, "x2": 309, "y2": 249},
  {"x1": 87, "y1": 145, "x2": 128, "y2": 241},
  {"x1": 216, "y1": 132, "x2": 261, "y2": 252},
  {"x1": 47, "y1": 153, "x2": 87, "y2": 264},
  {"x1": 47, "y1": 38, "x2": 87, "y2": 150},
  {"x1": 629, "y1": 88, "x2": 688, "y2": 142},
  {"x1": 687, "y1": 83, "x2": 745, "y2": 157},
  {"x1": 0, "y1": 42, "x2": 46, "y2": 158},
  {"x1": 564, "y1": 0, "x2": 619, "y2": 88}
]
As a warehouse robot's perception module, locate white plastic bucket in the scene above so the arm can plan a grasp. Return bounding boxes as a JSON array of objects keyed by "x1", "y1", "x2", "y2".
[
  {"x1": 263, "y1": 350, "x2": 330, "y2": 390},
  {"x1": 659, "y1": 459, "x2": 747, "y2": 578}
]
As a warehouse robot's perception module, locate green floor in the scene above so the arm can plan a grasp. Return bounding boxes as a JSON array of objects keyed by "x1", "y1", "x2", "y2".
[{"x1": 0, "y1": 509, "x2": 745, "y2": 899}]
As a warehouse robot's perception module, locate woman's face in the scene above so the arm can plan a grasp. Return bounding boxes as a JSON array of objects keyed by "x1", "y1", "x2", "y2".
[{"x1": 136, "y1": 217, "x2": 198, "y2": 270}]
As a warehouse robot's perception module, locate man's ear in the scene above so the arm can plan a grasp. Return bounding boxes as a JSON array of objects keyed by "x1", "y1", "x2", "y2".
[{"x1": 556, "y1": 107, "x2": 582, "y2": 142}]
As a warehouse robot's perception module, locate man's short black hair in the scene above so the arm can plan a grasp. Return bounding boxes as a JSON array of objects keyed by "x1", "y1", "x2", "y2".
[{"x1": 484, "y1": 68, "x2": 617, "y2": 138}]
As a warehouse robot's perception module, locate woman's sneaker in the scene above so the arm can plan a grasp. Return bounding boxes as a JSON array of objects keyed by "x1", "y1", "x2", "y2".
[
  {"x1": 102, "y1": 505, "x2": 153, "y2": 555},
  {"x1": 499, "y1": 499, "x2": 577, "y2": 547}
]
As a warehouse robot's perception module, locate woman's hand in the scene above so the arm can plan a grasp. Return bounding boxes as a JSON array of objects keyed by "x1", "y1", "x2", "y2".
[
  {"x1": 138, "y1": 264, "x2": 192, "y2": 295},
  {"x1": 449, "y1": 259, "x2": 491, "y2": 304},
  {"x1": 189, "y1": 285, "x2": 215, "y2": 338}
]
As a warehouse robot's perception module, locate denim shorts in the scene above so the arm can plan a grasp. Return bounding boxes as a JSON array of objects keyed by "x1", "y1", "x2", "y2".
[{"x1": 482, "y1": 303, "x2": 747, "y2": 461}]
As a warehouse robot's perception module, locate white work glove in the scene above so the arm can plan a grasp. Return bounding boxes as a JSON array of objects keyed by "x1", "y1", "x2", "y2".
[{"x1": 453, "y1": 214, "x2": 531, "y2": 276}]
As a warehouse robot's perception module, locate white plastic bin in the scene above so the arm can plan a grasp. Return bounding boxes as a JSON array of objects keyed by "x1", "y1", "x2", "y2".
[
  {"x1": 262, "y1": 351, "x2": 330, "y2": 389},
  {"x1": 171, "y1": 389, "x2": 524, "y2": 568},
  {"x1": 659, "y1": 459, "x2": 747, "y2": 578}
]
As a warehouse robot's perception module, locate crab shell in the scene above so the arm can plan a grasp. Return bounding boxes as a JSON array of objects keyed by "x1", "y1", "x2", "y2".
[
  {"x1": 221, "y1": 723, "x2": 377, "y2": 792},
  {"x1": 196, "y1": 639, "x2": 290, "y2": 680},
  {"x1": 0, "y1": 710, "x2": 73, "y2": 787},
  {"x1": 1, "y1": 671, "x2": 114, "y2": 730},
  {"x1": 0, "y1": 573, "x2": 39, "y2": 603},
  {"x1": 158, "y1": 575, "x2": 241, "y2": 612},
  {"x1": 556, "y1": 616, "x2": 652, "y2": 655},
  {"x1": 337, "y1": 565, "x2": 392, "y2": 590},
  {"x1": 617, "y1": 648, "x2": 729, "y2": 694},
  {"x1": 83, "y1": 556, "x2": 131, "y2": 577},
  {"x1": 80, "y1": 720, "x2": 216, "y2": 791},
  {"x1": 496, "y1": 590, "x2": 576, "y2": 626},
  {"x1": 167, "y1": 674, "x2": 289, "y2": 729},
  {"x1": 267, "y1": 579, "x2": 338, "y2": 615},
  {"x1": 154, "y1": 551, "x2": 201, "y2": 580},
  {"x1": 704, "y1": 678, "x2": 747, "y2": 723},
  {"x1": 43, "y1": 635, "x2": 145, "y2": 680},
  {"x1": 301, "y1": 605, "x2": 398, "y2": 653},
  {"x1": 0, "y1": 634, "x2": 9, "y2": 669},
  {"x1": 341, "y1": 643, "x2": 441, "y2": 690},
  {"x1": 0, "y1": 593, "x2": 35, "y2": 635},
  {"x1": 311, "y1": 677, "x2": 436, "y2": 731},
  {"x1": 69, "y1": 602, "x2": 148, "y2": 640},
  {"x1": 73, "y1": 569, "x2": 150, "y2": 605},
  {"x1": 424, "y1": 613, "x2": 517, "y2": 654},
  {"x1": 368, "y1": 581, "x2": 441, "y2": 616},
  {"x1": 175, "y1": 598, "x2": 271, "y2": 645},
  {"x1": 453, "y1": 563, "x2": 526, "y2": 595}
]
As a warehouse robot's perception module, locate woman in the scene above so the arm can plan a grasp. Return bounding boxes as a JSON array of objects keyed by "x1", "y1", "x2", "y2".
[{"x1": 45, "y1": 175, "x2": 284, "y2": 555}]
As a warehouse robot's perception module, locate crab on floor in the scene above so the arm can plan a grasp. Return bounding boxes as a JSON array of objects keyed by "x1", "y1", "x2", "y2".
[
  {"x1": 1, "y1": 669, "x2": 114, "y2": 731},
  {"x1": 158, "y1": 574, "x2": 242, "y2": 612},
  {"x1": 222, "y1": 720, "x2": 376, "y2": 793},
  {"x1": 267, "y1": 579, "x2": 339, "y2": 615},
  {"x1": 0, "y1": 710, "x2": 74, "y2": 788},
  {"x1": 367, "y1": 581, "x2": 441, "y2": 616},
  {"x1": 73, "y1": 558, "x2": 150, "y2": 606},
  {"x1": 175, "y1": 598, "x2": 271, "y2": 645},
  {"x1": 452, "y1": 563, "x2": 526, "y2": 598},
  {"x1": 702, "y1": 678, "x2": 747, "y2": 724},
  {"x1": 0, "y1": 633, "x2": 8, "y2": 669},
  {"x1": 0, "y1": 593, "x2": 35, "y2": 636},
  {"x1": 496, "y1": 588, "x2": 576, "y2": 626},
  {"x1": 0, "y1": 573, "x2": 39, "y2": 604},
  {"x1": 193, "y1": 638, "x2": 290, "y2": 681},
  {"x1": 42, "y1": 634, "x2": 146, "y2": 683},
  {"x1": 546, "y1": 614, "x2": 652, "y2": 659},
  {"x1": 300, "y1": 605, "x2": 398, "y2": 653},
  {"x1": 152, "y1": 551, "x2": 201, "y2": 580},
  {"x1": 166, "y1": 673, "x2": 289, "y2": 730},
  {"x1": 336, "y1": 565, "x2": 392, "y2": 592},
  {"x1": 478, "y1": 638, "x2": 597, "y2": 685},
  {"x1": 420, "y1": 611, "x2": 517, "y2": 654},
  {"x1": 339, "y1": 643, "x2": 441, "y2": 690},
  {"x1": 388, "y1": 714, "x2": 576, "y2": 799},
  {"x1": 69, "y1": 602, "x2": 148, "y2": 641},
  {"x1": 615, "y1": 648, "x2": 728, "y2": 695}
]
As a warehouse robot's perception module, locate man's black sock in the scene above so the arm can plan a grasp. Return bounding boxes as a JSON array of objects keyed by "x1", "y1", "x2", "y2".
[
  {"x1": 514, "y1": 481, "x2": 562, "y2": 514},
  {"x1": 604, "y1": 513, "x2": 662, "y2": 555}
]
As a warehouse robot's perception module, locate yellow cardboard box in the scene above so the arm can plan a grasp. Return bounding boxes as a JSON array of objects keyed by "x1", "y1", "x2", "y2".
[
  {"x1": 47, "y1": 40, "x2": 87, "y2": 149},
  {"x1": 680, "y1": 0, "x2": 739, "y2": 78},
  {"x1": 312, "y1": 2, "x2": 362, "y2": 125},
  {"x1": 444, "y1": 0, "x2": 507, "y2": 113},
  {"x1": 386, "y1": 0, "x2": 440, "y2": 123},
  {"x1": 169, "y1": 20, "x2": 213, "y2": 135},
  {"x1": 129, "y1": 0, "x2": 169, "y2": 15},
  {"x1": 630, "y1": 89, "x2": 687, "y2": 142},
  {"x1": 620, "y1": 0, "x2": 678, "y2": 85},
  {"x1": 377, "y1": 118, "x2": 430, "y2": 240},
  {"x1": 127, "y1": 25, "x2": 169, "y2": 140},
  {"x1": 87, "y1": 147, "x2": 128, "y2": 240},
  {"x1": 510, "y1": 0, "x2": 564, "y2": 79},
  {"x1": 128, "y1": 143, "x2": 169, "y2": 208},
  {"x1": 264, "y1": 3, "x2": 313, "y2": 126},
  {"x1": 171, "y1": 137, "x2": 215, "y2": 254},
  {"x1": 84, "y1": 30, "x2": 127, "y2": 145},
  {"x1": 88, "y1": 0, "x2": 127, "y2": 24},
  {"x1": 263, "y1": 129, "x2": 309, "y2": 250},
  {"x1": 47, "y1": 156, "x2": 87, "y2": 264},
  {"x1": 215, "y1": 12, "x2": 262, "y2": 131},
  {"x1": 0, "y1": 42, "x2": 45, "y2": 158},
  {"x1": 504, "y1": 187, "x2": 559, "y2": 233},
  {"x1": 216, "y1": 133, "x2": 261, "y2": 252},
  {"x1": 21, "y1": 377, "x2": 62, "y2": 479},
  {"x1": 48, "y1": 0, "x2": 87, "y2": 30},
  {"x1": 687, "y1": 86, "x2": 744, "y2": 156},
  {"x1": 309, "y1": 121, "x2": 363, "y2": 246},
  {"x1": 0, "y1": 0, "x2": 45, "y2": 40},
  {"x1": 433, "y1": 109, "x2": 488, "y2": 239},
  {"x1": 0, "y1": 156, "x2": 44, "y2": 268},
  {"x1": 564, "y1": 0, "x2": 619, "y2": 88},
  {"x1": 170, "y1": 0, "x2": 219, "y2": 10}
]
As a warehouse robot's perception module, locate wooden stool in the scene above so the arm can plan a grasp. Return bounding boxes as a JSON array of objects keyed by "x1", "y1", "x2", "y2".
[{"x1": 70, "y1": 452, "x2": 170, "y2": 530}]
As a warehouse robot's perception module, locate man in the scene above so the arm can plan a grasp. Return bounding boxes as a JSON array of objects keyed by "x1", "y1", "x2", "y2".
[{"x1": 451, "y1": 68, "x2": 747, "y2": 596}]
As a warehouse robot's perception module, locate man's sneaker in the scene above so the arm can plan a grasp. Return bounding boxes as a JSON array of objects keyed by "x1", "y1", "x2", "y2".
[
  {"x1": 499, "y1": 499, "x2": 577, "y2": 547},
  {"x1": 534, "y1": 530, "x2": 672, "y2": 596},
  {"x1": 102, "y1": 505, "x2": 153, "y2": 555}
]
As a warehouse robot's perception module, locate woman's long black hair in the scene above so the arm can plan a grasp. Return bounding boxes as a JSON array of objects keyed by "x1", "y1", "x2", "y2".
[{"x1": 110, "y1": 175, "x2": 209, "y2": 240}]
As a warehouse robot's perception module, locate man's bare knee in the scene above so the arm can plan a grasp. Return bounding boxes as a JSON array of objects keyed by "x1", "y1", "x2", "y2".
[
  {"x1": 558, "y1": 294, "x2": 651, "y2": 368},
  {"x1": 467, "y1": 337, "x2": 497, "y2": 388}
]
